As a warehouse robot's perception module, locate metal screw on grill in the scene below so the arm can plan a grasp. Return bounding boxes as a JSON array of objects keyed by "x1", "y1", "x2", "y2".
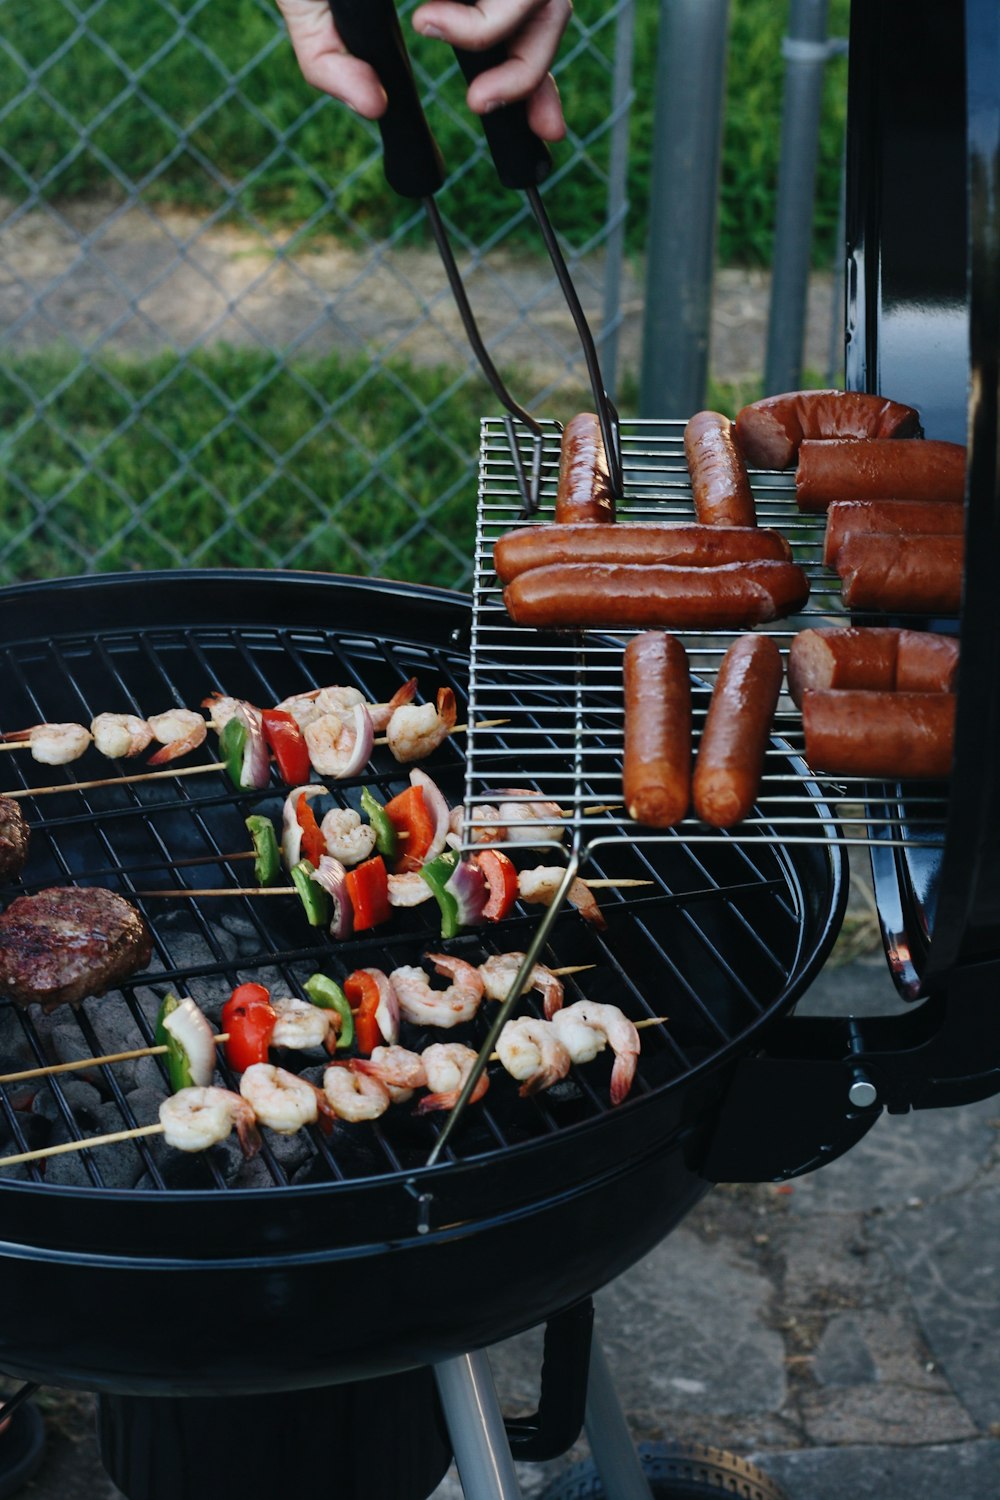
[{"x1": 848, "y1": 1020, "x2": 878, "y2": 1108}]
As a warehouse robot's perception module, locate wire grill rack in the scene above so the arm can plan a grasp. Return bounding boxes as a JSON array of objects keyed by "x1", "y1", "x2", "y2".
[{"x1": 462, "y1": 418, "x2": 953, "y2": 860}]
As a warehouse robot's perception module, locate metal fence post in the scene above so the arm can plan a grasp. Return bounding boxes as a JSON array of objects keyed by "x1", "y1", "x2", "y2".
[
  {"x1": 763, "y1": 0, "x2": 837, "y2": 394},
  {"x1": 639, "y1": 0, "x2": 731, "y2": 418}
]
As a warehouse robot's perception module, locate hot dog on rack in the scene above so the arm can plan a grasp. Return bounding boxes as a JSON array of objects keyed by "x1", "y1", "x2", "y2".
[
  {"x1": 796, "y1": 437, "x2": 966, "y2": 511},
  {"x1": 822, "y1": 498, "x2": 964, "y2": 566},
  {"x1": 692, "y1": 634, "x2": 783, "y2": 828},
  {"x1": 801, "y1": 689, "x2": 955, "y2": 779},
  {"x1": 734, "y1": 389, "x2": 921, "y2": 469},
  {"x1": 834, "y1": 533, "x2": 964, "y2": 614},
  {"x1": 493, "y1": 522, "x2": 792, "y2": 583},
  {"x1": 623, "y1": 632, "x2": 691, "y2": 828},
  {"x1": 787, "y1": 626, "x2": 960, "y2": 705},
  {"x1": 555, "y1": 412, "x2": 616, "y2": 523},
  {"x1": 683, "y1": 410, "x2": 757, "y2": 527},
  {"x1": 502, "y1": 560, "x2": 810, "y2": 631}
]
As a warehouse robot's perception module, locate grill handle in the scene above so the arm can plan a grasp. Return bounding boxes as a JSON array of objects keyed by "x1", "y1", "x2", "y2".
[
  {"x1": 503, "y1": 1298, "x2": 594, "y2": 1462},
  {"x1": 702, "y1": 960, "x2": 1000, "y2": 1182},
  {"x1": 325, "y1": 0, "x2": 445, "y2": 197}
]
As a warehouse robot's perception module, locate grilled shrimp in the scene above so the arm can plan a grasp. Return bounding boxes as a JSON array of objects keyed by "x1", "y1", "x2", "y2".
[
  {"x1": 479, "y1": 952, "x2": 565, "y2": 1019},
  {"x1": 7, "y1": 722, "x2": 92, "y2": 765},
  {"x1": 387, "y1": 871, "x2": 435, "y2": 908},
  {"x1": 91, "y1": 713, "x2": 153, "y2": 760},
  {"x1": 274, "y1": 689, "x2": 324, "y2": 731},
  {"x1": 320, "y1": 806, "x2": 377, "y2": 866},
  {"x1": 270, "y1": 995, "x2": 335, "y2": 1052},
  {"x1": 304, "y1": 704, "x2": 374, "y2": 778},
  {"x1": 551, "y1": 1001, "x2": 640, "y2": 1106},
  {"x1": 369, "y1": 677, "x2": 419, "y2": 732},
  {"x1": 159, "y1": 1086, "x2": 260, "y2": 1156},
  {"x1": 390, "y1": 955, "x2": 484, "y2": 1029},
  {"x1": 239, "y1": 1063, "x2": 335, "y2": 1134},
  {"x1": 385, "y1": 687, "x2": 457, "y2": 764},
  {"x1": 447, "y1": 803, "x2": 503, "y2": 847},
  {"x1": 493, "y1": 790, "x2": 566, "y2": 845},
  {"x1": 516, "y1": 867, "x2": 607, "y2": 930},
  {"x1": 322, "y1": 1062, "x2": 391, "y2": 1122},
  {"x1": 416, "y1": 1042, "x2": 490, "y2": 1114},
  {"x1": 352, "y1": 1045, "x2": 427, "y2": 1103},
  {"x1": 496, "y1": 1017, "x2": 572, "y2": 1096},
  {"x1": 147, "y1": 708, "x2": 207, "y2": 765}
]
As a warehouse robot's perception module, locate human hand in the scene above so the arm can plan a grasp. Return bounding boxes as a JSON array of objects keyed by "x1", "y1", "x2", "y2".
[
  {"x1": 412, "y1": 1, "x2": 571, "y2": 140},
  {"x1": 274, "y1": 0, "x2": 388, "y2": 118}
]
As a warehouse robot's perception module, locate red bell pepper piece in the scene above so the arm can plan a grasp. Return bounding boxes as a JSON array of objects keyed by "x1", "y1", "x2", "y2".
[
  {"x1": 473, "y1": 848, "x2": 519, "y2": 921},
  {"x1": 383, "y1": 783, "x2": 435, "y2": 872},
  {"x1": 344, "y1": 855, "x2": 390, "y2": 932},
  {"x1": 343, "y1": 970, "x2": 382, "y2": 1056},
  {"x1": 296, "y1": 791, "x2": 326, "y2": 866},
  {"x1": 221, "y1": 982, "x2": 277, "y2": 1073},
  {"x1": 262, "y1": 709, "x2": 312, "y2": 786}
]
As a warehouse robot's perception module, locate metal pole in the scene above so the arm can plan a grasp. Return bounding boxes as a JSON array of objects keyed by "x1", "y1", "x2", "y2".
[
  {"x1": 584, "y1": 1335, "x2": 656, "y2": 1500},
  {"x1": 763, "y1": 0, "x2": 833, "y2": 394},
  {"x1": 434, "y1": 1351, "x2": 525, "y2": 1500},
  {"x1": 639, "y1": 0, "x2": 731, "y2": 418},
  {"x1": 600, "y1": 0, "x2": 637, "y2": 402}
]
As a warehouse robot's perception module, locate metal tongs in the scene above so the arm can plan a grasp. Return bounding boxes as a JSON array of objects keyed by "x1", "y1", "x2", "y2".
[{"x1": 326, "y1": 0, "x2": 623, "y2": 512}]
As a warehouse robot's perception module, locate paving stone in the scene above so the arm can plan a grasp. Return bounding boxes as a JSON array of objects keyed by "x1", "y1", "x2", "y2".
[
  {"x1": 754, "y1": 1441, "x2": 1000, "y2": 1500},
  {"x1": 812, "y1": 1312, "x2": 877, "y2": 1386}
]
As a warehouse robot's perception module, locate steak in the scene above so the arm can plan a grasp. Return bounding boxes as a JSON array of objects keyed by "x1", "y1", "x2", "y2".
[
  {"x1": 0, "y1": 797, "x2": 30, "y2": 884},
  {"x1": 0, "y1": 887, "x2": 153, "y2": 1011}
]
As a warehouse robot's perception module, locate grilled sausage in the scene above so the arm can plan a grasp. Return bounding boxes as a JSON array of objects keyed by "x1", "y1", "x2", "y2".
[
  {"x1": 735, "y1": 390, "x2": 921, "y2": 469},
  {"x1": 493, "y1": 522, "x2": 792, "y2": 583},
  {"x1": 823, "y1": 498, "x2": 964, "y2": 566},
  {"x1": 796, "y1": 438, "x2": 966, "y2": 511},
  {"x1": 623, "y1": 632, "x2": 691, "y2": 827},
  {"x1": 787, "y1": 627, "x2": 900, "y2": 706},
  {"x1": 555, "y1": 412, "x2": 615, "y2": 523},
  {"x1": 895, "y1": 629, "x2": 960, "y2": 693},
  {"x1": 503, "y1": 560, "x2": 811, "y2": 631},
  {"x1": 684, "y1": 410, "x2": 757, "y2": 527},
  {"x1": 692, "y1": 635, "x2": 782, "y2": 827},
  {"x1": 801, "y1": 690, "x2": 955, "y2": 779},
  {"x1": 0, "y1": 796, "x2": 30, "y2": 884},
  {"x1": 834, "y1": 533, "x2": 964, "y2": 614}
]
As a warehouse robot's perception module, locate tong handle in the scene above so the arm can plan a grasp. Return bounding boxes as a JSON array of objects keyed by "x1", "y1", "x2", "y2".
[
  {"x1": 449, "y1": 3, "x2": 553, "y2": 189},
  {"x1": 325, "y1": 0, "x2": 445, "y2": 198}
]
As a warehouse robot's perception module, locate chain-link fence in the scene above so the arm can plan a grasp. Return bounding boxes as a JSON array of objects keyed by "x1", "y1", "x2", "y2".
[{"x1": 0, "y1": 0, "x2": 640, "y2": 589}]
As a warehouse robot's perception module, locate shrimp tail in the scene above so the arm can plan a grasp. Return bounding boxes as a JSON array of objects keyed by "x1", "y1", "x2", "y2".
[
  {"x1": 235, "y1": 1118, "x2": 263, "y2": 1159},
  {"x1": 436, "y1": 686, "x2": 457, "y2": 734},
  {"x1": 415, "y1": 1073, "x2": 489, "y2": 1115},
  {"x1": 609, "y1": 1055, "x2": 638, "y2": 1106}
]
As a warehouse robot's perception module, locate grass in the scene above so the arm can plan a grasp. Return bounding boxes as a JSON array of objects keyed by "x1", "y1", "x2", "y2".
[
  {"x1": 0, "y1": 347, "x2": 757, "y2": 589},
  {"x1": 0, "y1": 0, "x2": 850, "y2": 267}
]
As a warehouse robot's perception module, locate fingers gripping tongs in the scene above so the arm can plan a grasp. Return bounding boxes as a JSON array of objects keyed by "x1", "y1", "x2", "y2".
[{"x1": 325, "y1": 0, "x2": 623, "y2": 512}]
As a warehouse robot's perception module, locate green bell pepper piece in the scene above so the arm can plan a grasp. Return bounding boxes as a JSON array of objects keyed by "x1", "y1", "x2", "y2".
[
  {"x1": 219, "y1": 715, "x2": 248, "y2": 790},
  {"x1": 303, "y1": 973, "x2": 354, "y2": 1051},
  {"x1": 245, "y1": 814, "x2": 280, "y2": 886},
  {"x1": 360, "y1": 787, "x2": 398, "y2": 861},
  {"x1": 419, "y1": 849, "x2": 461, "y2": 940},
  {"x1": 291, "y1": 859, "x2": 331, "y2": 928},
  {"x1": 154, "y1": 993, "x2": 196, "y2": 1093}
]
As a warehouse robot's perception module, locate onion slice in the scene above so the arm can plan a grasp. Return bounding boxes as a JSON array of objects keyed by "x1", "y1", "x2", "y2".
[
  {"x1": 310, "y1": 855, "x2": 354, "y2": 941},
  {"x1": 162, "y1": 998, "x2": 216, "y2": 1087},
  {"x1": 444, "y1": 857, "x2": 488, "y2": 928},
  {"x1": 281, "y1": 784, "x2": 327, "y2": 869},
  {"x1": 361, "y1": 967, "x2": 400, "y2": 1045},
  {"x1": 236, "y1": 704, "x2": 271, "y2": 791},
  {"x1": 409, "y1": 768, "x2": 450, "y2": 864}
]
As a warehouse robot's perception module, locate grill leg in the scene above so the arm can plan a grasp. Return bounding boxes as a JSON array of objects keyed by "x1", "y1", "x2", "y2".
[
  {"x1": 584, "y1": 1337, "x2": 656, "y2": 1500},
  {"x1": 434, "y1": 1351, "x2": 524, "y2": 1500}
]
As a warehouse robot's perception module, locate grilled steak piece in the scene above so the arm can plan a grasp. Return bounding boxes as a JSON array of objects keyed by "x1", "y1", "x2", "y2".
[
  {"x1": 0, "y1": 887, "x2": 153, "y2": 1011},
  {"x1": 0, "y1": 797, "x2": 30, "y2": 883}
]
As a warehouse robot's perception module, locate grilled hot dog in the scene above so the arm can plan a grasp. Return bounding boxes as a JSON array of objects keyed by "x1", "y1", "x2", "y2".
[
  {"x1": 684, "y1": 410, "x2": 757, "y2": 527},
  {"x1": 796, "y1": 438, "x2": 966, "y2": 511},
  {"x1": 502, "y1": 560, "x2": 810, "y2": 631},
  {"x1": 787, "y1": 626, "x2": 959, "y2": 705},
  {"x1": 692, "y1": 634, "x2": 782, "y2": 828},
  {"x1": 623, "y1": 632, "x2": 691, "y2": 827},
  {"x1": 493, "y1": 522, "x2": 792, "y2": 583},
  {"x1": 735, "y1": 389, "x2": 921, "y2": 469},
  {"x1": 834, "y1": 533, "x2": 964, "y2": 614},
  {"x1": 555, "y1": 412, "x2": 616, "y2": 523},
  {"x1": 801, "y1": 690, "x2": 955, "y2": 779},
  {"x1": 823, "y1": 498, "x2": 964, "y2": 566}
]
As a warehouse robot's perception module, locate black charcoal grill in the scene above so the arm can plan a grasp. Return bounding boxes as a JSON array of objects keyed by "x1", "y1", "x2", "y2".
[{"x1": 0, "y1": 2, "x2": 998, "y2": 1498}]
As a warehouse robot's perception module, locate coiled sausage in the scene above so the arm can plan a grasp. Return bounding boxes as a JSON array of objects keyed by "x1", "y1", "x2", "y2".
[{"x1": 735, "y1": 390, "x2": 921, "y2": 469}]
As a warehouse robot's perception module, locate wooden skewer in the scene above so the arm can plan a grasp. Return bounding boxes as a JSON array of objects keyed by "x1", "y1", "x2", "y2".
[
  {"x1": 0, "y1": 1015, "x2": 669, "y2": 1169},
  {"x1": 130, "y1": 880, "x2": 654, "y2": 898},
  {"x1": 1, "y1": 720, "x2": 509, "y2": 800}
]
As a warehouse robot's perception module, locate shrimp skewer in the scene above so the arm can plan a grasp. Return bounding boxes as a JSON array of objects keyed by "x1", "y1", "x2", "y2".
[
  {"x1": 390, "y1": 955, "x2": 485, "y2": 1029},
  {"x1": 239, "y1": 1063, "x2": 336, "y2": 1134},
  {"x1": 416, "y1": 1043, "x2": 490, "y2": 1114},
  {"x1": 146, "y1": 709, "x2": 208, "y2": 766},
  {"x1": 551, "y1": 1001, "x2": 640, "y2": 1106},
  {"x1": 322, "y1": 1062, "x2": 391, "y2": 1122},
  {"x1": 159, "y1": 1086, "x2": 260, "y2": 1156},
  {"x1": 495, "y1": 1017, "x2": 572, "y2": 1096},
  {"x1": 0, "y1": 723, "x2": 93, "y2": 765},
  {"x1": 479, "y1": 952, "x2": 565, "y2": 1019}
]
